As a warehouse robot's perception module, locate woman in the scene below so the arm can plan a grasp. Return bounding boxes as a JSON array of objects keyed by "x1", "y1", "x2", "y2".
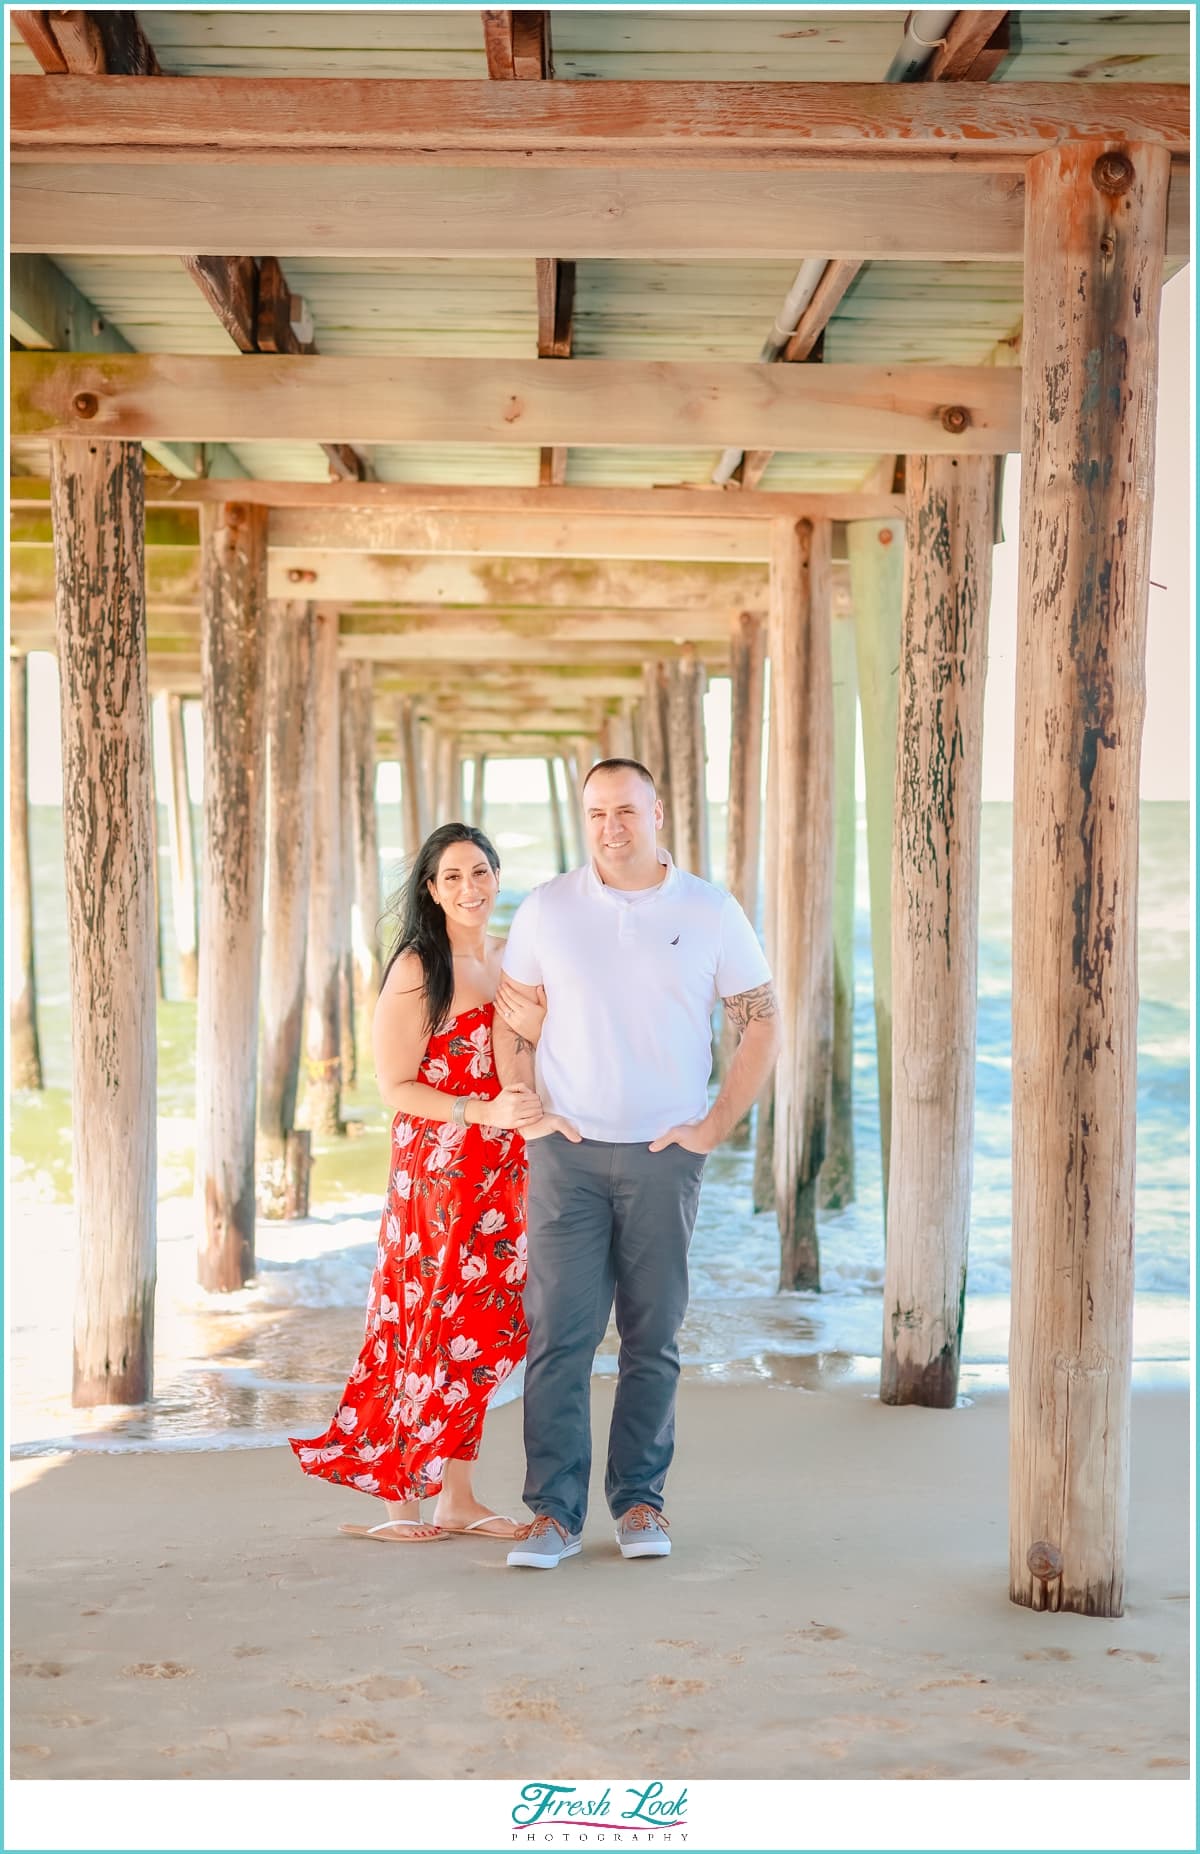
[{"x1": 289, "y1": 823, "x2": 558, "y2": 1543}]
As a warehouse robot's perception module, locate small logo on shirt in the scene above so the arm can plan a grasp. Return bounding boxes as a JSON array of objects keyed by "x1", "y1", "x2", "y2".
[{"x1": 670, "y1": 934, "x2": 680, "y2": 945}]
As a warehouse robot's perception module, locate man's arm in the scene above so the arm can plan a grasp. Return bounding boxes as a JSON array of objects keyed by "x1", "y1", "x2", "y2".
[
  {"x1": 649, "y1": 982, "x2": 780, "y2": 1154},
  {"x1": 492, "y1": 971, "x2": 540, "y2": 1092}
]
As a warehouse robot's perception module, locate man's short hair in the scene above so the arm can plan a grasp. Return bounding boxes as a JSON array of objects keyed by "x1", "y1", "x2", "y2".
[{"x1": 581, "y1": 757, "x2": 657, "y2": 794}]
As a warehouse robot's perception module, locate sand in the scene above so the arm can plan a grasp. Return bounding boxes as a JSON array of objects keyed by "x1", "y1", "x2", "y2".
[{"x1": 8, "y1": 1378, "x2": 1191, "y2": 1783}]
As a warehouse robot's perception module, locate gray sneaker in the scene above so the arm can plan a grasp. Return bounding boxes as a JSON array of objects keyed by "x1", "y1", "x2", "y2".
[
  {"x1": 615, "y1": 1504, "x2": 671, "y2": 1559},
  {"x1": 506, "y1": 1514, "x2": 583, "y2": 1570}
]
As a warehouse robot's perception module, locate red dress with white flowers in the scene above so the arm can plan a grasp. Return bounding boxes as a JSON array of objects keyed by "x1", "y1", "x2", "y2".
[{"x1": 289, "y1": 1002, "x2": 528, "y2": 1503}]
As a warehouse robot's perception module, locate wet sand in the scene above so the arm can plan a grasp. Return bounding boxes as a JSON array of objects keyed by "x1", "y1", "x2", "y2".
[{"x1": 9, "y1": 1379, "x2": 1190, "y2": 1782}]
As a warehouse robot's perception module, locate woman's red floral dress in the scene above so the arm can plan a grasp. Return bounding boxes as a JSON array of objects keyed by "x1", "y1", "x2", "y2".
[{"x1": 290, "y1": 1003, "x2": 527, "y2": 1503}]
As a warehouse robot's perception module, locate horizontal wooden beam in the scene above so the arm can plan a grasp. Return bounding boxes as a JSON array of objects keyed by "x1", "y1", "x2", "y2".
[
  {"x1": 7, "y1": 475, "x2": 901, "y2": 520},
  {"x1": 12, "y1": 354, "x2": 1022, "y2": 454},
  {"x1": 11, "y1": 78, "x2": 1188, "y2": 166},
  {"x1": 269, "y1": 513, "x2": 772, "y2": 563},
  {"x1": 8, "y1": 254, "x2": 245, "y2": 480}
]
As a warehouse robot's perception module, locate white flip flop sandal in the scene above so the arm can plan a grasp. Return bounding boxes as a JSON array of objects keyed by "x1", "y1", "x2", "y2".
[
  {"x1": 338, "y1": 1519, "x2": 448, "y2": 1543},
  {"x1": 437, "y1": 1514, "x2": 523, "y2": 1539}
]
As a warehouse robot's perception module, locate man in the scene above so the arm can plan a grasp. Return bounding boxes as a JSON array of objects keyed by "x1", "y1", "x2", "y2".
[{"x1": 493, "y1": 758, "x2": 780, "y2": 1569}]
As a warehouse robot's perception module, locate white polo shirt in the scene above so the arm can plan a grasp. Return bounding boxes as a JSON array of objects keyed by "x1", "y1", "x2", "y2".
[{"x1": 501, "y1": 852, "x2": 772, "y2": 1143}]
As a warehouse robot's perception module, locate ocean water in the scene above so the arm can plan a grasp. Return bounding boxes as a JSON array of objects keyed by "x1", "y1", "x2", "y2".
[{"x1": 7, "y1": 800, "x2": 1191, "y2": 1455}]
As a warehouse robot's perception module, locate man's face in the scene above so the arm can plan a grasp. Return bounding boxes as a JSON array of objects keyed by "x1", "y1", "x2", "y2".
[{"x1": 584, "y1": 767, "x2": 663, "y2": 879}]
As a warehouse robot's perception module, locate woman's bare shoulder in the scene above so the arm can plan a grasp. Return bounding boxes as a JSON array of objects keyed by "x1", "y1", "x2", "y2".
[{"x1": 380, "y1": 948, "x2": 426, "y2": 1001}]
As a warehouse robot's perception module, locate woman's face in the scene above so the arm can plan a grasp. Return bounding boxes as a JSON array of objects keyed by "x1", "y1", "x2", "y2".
[{"x1": 427, "y1": 840, "x2": 499, "y2": 931}]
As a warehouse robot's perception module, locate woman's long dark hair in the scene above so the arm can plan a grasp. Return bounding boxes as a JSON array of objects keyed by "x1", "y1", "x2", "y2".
[{"x1": 380, "y1": 823, "x2": 501, "y2": 1036}]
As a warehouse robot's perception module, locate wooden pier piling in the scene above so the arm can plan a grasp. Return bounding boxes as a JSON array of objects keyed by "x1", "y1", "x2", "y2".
[
  {"x1": 258, "y1": 598, "x2": 316, "y2": 1218},
  {"x1": 50, "y1": 438, "x2": 157, "y2": 1399},
  {"x1": 163, "y1": 691, "x2": 198, "y2": 999},
  {"x1": 9, "y1": 652, "x2": 43, "y2": 1091},
  {"x1": 196, "y1": 501, "x2": 269, "y2": 1291},
  {"x1": 881, "y1": 452, "x2": 993, "y2": 1407},
  {"x1": 305, "y1": 607, "x2": 344, "y2": 1136},
  {"x1": 1009, "y1": 139, "x2": 1168, "y2": 1617}
]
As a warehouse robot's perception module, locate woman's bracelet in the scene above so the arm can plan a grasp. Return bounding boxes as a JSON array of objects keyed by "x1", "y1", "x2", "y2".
[{"x1": 452, "y1": 1095, "x2": 471, "y2": 1129}]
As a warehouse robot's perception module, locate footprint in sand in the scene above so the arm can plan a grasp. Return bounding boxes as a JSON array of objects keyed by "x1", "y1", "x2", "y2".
[
  {"x1": 789, "y1": 1622, "x2": 847, "y2": 1644},
  {"x1": 674, "y1": 1546, "x2": 760, "y2": 1584},
  {"x1": 649, "y1": 1675, "x2": 708, "y2": 1695},
  {"x1": 13, "y1": 1661, "x2": 68, "y2": 1679},
  {"x1": 317, "y1": 1718, "x2": 396, "y2": 1745},
  {"x1": 121, "y1": 1662, "x2": 193, "y2": 1680},
  {"x1": 232, "y1": 1645, "x2": 267, "y2": 1660},
  {"x1": 1106, "y1": 1649, "x2": 1160, "y2": 1664},
  {"x1": 1022, "y1": 1648, "x2": 1073, "y2": 1662},
  {"x1": 1147, "y1": 1756, "x2": 1189, "y2": 1769},
  {"x1": 14, "y1": 1744, "x2": 51, "y2": 1760},
  {"x1": 345, "y1": 1674, "x2": 424, "y2": 1702}
]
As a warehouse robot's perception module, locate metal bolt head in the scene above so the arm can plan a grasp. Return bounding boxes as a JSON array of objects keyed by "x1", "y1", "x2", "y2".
[
  {"x1": 287, "y1": 567, "x2": 317, "y2": 585},
  {"x1": 1027, "y1": 1540, "x2": 1064, "y2": 1583},
  {"x1": 941, "y1": 405, "x2": 971, "y2": 436},
  {"x1": 879, "y1": 527, "x2": 894, "y2": 547},
  {"x1": 1093, "y1": 151, "x2": 1134, "y2": 196},
  {"x1": 72, "y1": 392, "x2": 98, "y2": 419}
]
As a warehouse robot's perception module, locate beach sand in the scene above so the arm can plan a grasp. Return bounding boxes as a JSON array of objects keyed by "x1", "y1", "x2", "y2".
[{"x1": 9, "y1": 1379, "x2": 1191, "y2": 1782}]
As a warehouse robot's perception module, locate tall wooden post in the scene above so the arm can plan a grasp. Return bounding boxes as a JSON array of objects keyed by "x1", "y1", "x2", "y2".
[
  {"x1": 667, "y1": 649, "x2": 710, "y2": 877},
  {"x1": 338, "y1": 666, "x2": 358, "y2": 1091},
  {"x1": 9, "y1": 653, "x2": 43, "y2": 1090},
  {"x1": 564, "y1": 752, "x2": 585, "y2": 862},
  {"x1": 881, "y1": 454, "x2": 993, "y2": 1407},
  {"x1": 434, "y1": 730, "x2": 457, "y2": 825},
  {"x1": 471, "y1": 753, "x2": 487, "y2": 829},
  {"x1": 397, "y1": 696, "x2": 425, "y2": 858},
  {"x1": 349, "y1": 663, "x2": 382, "y2": 1015},
  {"x1": 50, "y1": 439, "x2": 157, "y2": 1401},
  {"x1": 641, "y1": 661, "x2": 673, "y2": 847},
  {"x1": 150, "y1": 765, "x2": 166, "y2": 1002},
  {"x1": 164, "y1": 691, "x2": 198, "y2": 999},
  {"x1": 721, "y1": 611, "x2": 766, "y2": 1099},
  {"x1": 821, "y1": 606, "x2": 858, "y2": 1209},
  {"x1": 258, "y1": 599, "x2": 316, "y2": 1218},
  {"x1": 751, "y1": 696, "x2": 779, "y2": 1215},
  {"x1": 196, "y1": 501, "x2": 269, "y2": 1292},
  {"x1": 305, "y1": 608, "x2": 343, "y2": 1136},
  {"x1": 546, "y1": 757, "x2": 568, "y2": 874},
  {"x1": 769, "y1": 519, "x2": 834, "y2": 1290},
  {"x1": 847, "y1": 518, "x2": 904, "y2": 1214},
  {"x1": 1009, "y1": 141, "x2": 1168, "y2": 1618},
  {"x1": 421, "y1": 720, "x2": 438, "y2": 829}
]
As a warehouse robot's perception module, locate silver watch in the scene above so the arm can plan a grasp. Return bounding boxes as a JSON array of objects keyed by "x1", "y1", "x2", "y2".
[{"x1": 452, "y1": 1095, "x2": 469, "y2": 1129}]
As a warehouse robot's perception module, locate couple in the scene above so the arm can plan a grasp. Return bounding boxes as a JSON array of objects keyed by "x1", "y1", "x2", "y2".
[{"x1": 290, "y1": 759, "x2": 779, "y2": 1569}]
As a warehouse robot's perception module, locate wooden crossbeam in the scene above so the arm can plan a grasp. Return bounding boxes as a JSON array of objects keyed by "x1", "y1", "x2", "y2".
[
  {"x1": 8, "y1": 254, "x2": 243, "y2": 481},
  {"x1": 929, "y1": 10, "x2": 1011, "y2": 82},
  {"x1": 12, "y1": 353, "x2": 1022, "y2": 453},
  {"x1": 16, "y1": 159, "x2": 1188, "y2": 263},
  {"x1": 9, "y1": 476, "x2": 902, "y2": 521},
  {"x1": 13, "y1": 78, "x2": 1188, "y2": 166},
  {"x1": 15, "y1": 9, "x2": 160, "y2": 77}
]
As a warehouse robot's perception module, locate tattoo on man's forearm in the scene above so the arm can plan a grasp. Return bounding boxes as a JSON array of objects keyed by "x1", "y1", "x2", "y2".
[
  {"x1": 514, "y1": 1034, "x2": 534, "y2": 1056},
  {"x1": 723, "y1": 982, "x2": 779, "y2": 1030}
]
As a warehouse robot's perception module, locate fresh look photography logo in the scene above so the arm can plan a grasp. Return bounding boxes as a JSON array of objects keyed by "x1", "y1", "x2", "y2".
[{"x1": 511, "y1": 1782, "x2": 688, "y2": 1841}]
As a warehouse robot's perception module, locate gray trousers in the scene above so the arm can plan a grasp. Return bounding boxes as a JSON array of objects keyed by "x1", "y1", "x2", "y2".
[{"x1": 522, "y1": 1134, "x2": 706, "y2": 1534}]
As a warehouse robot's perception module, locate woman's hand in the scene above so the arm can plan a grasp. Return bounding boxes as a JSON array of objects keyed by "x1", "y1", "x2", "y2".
[
  {"x1": 481, "y1": 1084, "x2": 546, "y2": 1131},
  {"x1": 494, "y1": 979, "x2": 547, "y2": 1046}
]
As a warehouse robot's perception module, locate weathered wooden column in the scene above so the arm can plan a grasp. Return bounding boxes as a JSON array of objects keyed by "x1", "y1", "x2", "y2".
[
  {"x1": 751, "y1": 702, "x2": 778, "y2": 1214},
  {"x1": 344, "y1": 662, "x2": 382, "y2": 1021},
  {"x1": 881, "y1": 453, "x2": 993, "y2": 1407},
  {"x1": 337, "y1": 667, "x2": 359, "y2": 1091},
  {"x1": 421, "y1": 720, "x2": 439, "y2": 828},
  {"x1": 397, "y1": 696, "x2": 425, "y2": 858},
  {"x1": 564, "y1": 751, "x2": 585, "y2": 862},
  {"x1": 10, "y1": 653, "x2": 43, "y2": 1090},
  {"x1": 150, "y1": 773, "x2": 166, "y2": 1002},
  {"x1": 847, "y1": 518, "x2": 904, "y2": 1213},
  {"x1": 305, "y1": 608, "x2": 343, "y2": 1136},
  {"x1": 471, "y1": 753, "x2": 487, "y2": 829},
  {"x1": 163, "y1": 691, "x2": 198, "y2": 999},
  {"x1": 667, "y1": 649, "x2": 710, "y2": 877},
  {"x1": 720, "y1": 612, "x2": 766, "y2": 1099},
  {"x1": 640, "y1": 661, "x2": 673, "y2": 845},
  {"x1": 51, "y1": 439, "x2": 157, "y2": 1401},
  {"x1": 821, "y1": 603, "x2": 858, "y2": 1209},
  {"x1": 546, "y1": 757, "x2": 568, "y2": 873},
  {"x1": 196, "y1": 501, "x2": 269, "y2": 1291},
  {"x1": 1009, "y1": 141, "x2": 1168, "y2": 1618},
  {"x1": 768, "y1": 519, "x2": 834, "y2": 1289},
  {"x1": 258, "y1": 599, "x2": 316, "y2": 1219}
]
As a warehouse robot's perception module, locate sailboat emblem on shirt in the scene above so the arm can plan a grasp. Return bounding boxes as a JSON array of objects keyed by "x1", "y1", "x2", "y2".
[{"x1": 670, "y1": 935, "x2": 680, "y2": 945}]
